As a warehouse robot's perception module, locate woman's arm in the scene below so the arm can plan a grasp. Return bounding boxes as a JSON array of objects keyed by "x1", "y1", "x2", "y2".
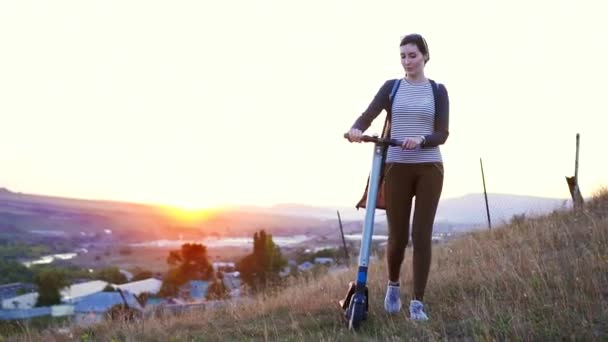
[
  {"x1": 422, "y1": 83, "x2": 449, "y2": 147},
  {"x1": 350, "y1": 80, "x2": 392, "y2": 132}
]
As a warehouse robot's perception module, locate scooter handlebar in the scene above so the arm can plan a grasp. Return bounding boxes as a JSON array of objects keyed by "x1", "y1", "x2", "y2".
[{"x1": 343, "y1": 133, "x2": 402, "y2": 147}]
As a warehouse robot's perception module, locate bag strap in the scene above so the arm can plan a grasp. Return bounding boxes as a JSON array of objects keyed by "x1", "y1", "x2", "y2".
[
  {"x1": 381, "y1": 79, "x2": 401, "y2": 139},
  {"x1": 430, "y1": 79, "x2": 439, "y2": 117},
  {"x1": 389, "y1": 78, "x2": 401, "y2": 103}
]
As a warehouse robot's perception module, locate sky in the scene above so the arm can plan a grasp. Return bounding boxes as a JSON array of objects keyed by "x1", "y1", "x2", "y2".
[{"x1": 1, "y1": 0, "x2": 607, "y2": 209}]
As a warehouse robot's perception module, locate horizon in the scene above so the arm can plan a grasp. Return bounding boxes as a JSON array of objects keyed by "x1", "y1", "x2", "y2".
[
  {"x1": 1, "y1": 1, "x2": 606, "y2": 209},
  {"x1": 0, "y1": 185, "x2": 572, "y2": 212}
]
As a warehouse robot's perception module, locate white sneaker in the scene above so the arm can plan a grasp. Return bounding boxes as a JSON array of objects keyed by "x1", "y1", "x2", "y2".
[
  {"x1": 409, "y1": 299, "x2": 429, "y2": 321},
  {"x1": 383, "y1": 284, "x2": 401, "y2": 314}
]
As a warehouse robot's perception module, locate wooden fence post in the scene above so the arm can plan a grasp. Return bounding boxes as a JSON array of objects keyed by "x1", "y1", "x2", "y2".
[
  {"x1": 337, "y1": 210, "x2": 349, "y2": 262},
  {"x1": 565, "y1": 133, "x2": 584, "y2": 210},
  {"x1": 480, "y1": 158, "x2": 492, "y2": 230}
]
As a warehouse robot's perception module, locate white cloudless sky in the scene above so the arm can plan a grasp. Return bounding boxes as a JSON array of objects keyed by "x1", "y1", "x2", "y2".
[{"x1": 1, "y1": 0, "x2": 606, "y2": 209}]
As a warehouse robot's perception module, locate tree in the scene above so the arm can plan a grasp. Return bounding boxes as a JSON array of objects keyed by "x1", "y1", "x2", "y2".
[
  {"x1": 33, "y1": 269, "x2": 69, "y2": 306},
  {"x1": 95, "y1": 267, "x2": 128, "y2": 284},
  {"x1": 159, "y1": 243, "x2": 213, "y2": 297},
  {"x1": 103, "y1": 284, "x2": 117, "y2": 292},
  {"x1": 0, "y1": 260, "x2": 33, "y2": 284},
  {"x1": 132, "y1": 269, "x2": 154, "y2": 282},
  {"x1": 237, "y1": 230, "x2": 287, "y2": 291},
  {"x1": 312, "y1": 248, "x2": 339, "y2": 259},
  {"x1": 0, "y1": 243, "x2": 51, "y2": 261},
  {"x1": 31, "y1": 264, "x2": 93, "y2": 282}
]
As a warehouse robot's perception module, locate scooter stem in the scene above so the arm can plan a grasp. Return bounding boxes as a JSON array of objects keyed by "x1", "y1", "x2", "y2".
[{"x1": 355, "y1": 142, "x2": 385, "y2": 286}]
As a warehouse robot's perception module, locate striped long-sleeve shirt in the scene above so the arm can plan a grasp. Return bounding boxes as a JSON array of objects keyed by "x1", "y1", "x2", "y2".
[
  {"x1": 387, "y1": 79, "x2": 441, "y2": 163},
  {"x1": 350, "y1": 78, "x2": 449, "y2": 162}
]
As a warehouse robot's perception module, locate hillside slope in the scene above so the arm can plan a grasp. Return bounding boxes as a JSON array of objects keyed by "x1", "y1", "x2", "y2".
[{"x1": 10, "y1": 190, "x2": 608, "y2": 341}]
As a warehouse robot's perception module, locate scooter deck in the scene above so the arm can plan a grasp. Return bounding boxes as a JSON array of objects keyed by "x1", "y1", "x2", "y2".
[
  {"x1": 338, "y1": 281, "x2": 369, "y2": 315},
  {"x1": 338, "y1": 281, "x2": 356, "y2": 309}
]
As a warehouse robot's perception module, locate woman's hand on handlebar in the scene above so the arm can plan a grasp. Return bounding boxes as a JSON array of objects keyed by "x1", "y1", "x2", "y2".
[
  {"x1": 346, "y1": 128, "x2": 363, "y2": 143},
  {"x1": 402, "y1": 136, "x2": 424, "y2": 150}
]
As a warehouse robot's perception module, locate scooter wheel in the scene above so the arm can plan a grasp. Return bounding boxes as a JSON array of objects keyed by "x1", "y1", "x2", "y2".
[{"x1": 348, "y1": 294, "x2": 365, "y2": 331}]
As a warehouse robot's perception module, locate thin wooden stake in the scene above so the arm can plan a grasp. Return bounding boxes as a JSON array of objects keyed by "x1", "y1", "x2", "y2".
[
  {"x1": 337, "y1": 210, "x2": 349, "y2": 262},
  {"x1": 566, "y1": 133, "x2": 584, "y2": 210},
  {"x1": 480, "y1": 158, "x2": 492, "y2": 230},
  {"x1": 575, "y1": 133, "x2": 580, "y2": 183}
]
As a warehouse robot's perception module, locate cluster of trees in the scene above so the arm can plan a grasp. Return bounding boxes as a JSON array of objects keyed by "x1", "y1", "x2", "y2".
[
  {"x1": 33, "y1": 269, "x2": 69, "y2": 306},
  {"x1": 158, "y1": 229, "x2": 287, "y2": 298},
  {"x1": 159, "y1": 243, "x2": 215, "y2": 297},
  {"x1": 236, "y1": 230, "x2": 287, "y2": 291},
  {"x1": 0, "y1": 260, "x2": 33, "y2": 284},
  {"x1": 131, "y1": 269, "x2": 154, "y2": 282},
  {"x1": 94, "y1": 267, "x2": 128, "y2": 285},
  {"x1": 0, "y1": 243, "x2": 51, "y2": 261}
]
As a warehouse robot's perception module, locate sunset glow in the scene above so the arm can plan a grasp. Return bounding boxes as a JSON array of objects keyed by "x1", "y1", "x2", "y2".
[
  {"x1": 1, "y1": 1, "x2": 606, "y2": 208},
  {"x1": 160, "y1": 206, "x2": 220, "y2": 224}
]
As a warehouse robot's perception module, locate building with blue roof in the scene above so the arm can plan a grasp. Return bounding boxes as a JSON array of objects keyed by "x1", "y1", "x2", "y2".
[{"x1": 73, "y1": 290, "x2": 142, "y2": 326}]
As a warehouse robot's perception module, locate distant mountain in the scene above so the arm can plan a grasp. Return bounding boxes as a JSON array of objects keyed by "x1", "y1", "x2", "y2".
[
  {"x1": 435, "y1": 193, "x2": 569, "y2": 227},
  {"x1": 0, "y1": 187, "x2": 571, "y2": 242},
  {"x1": 240, "y1": 193, "x2": 569, "y2": 225},
  {"x1": 0, "y1": 189, "x2": 330, "y2": 242},
  {"x1": 0, "y1": 189, "x2": 175, "y2": 242},
  {"x1": 250, "y1": 203, "x2": 361, "y2": 220}
]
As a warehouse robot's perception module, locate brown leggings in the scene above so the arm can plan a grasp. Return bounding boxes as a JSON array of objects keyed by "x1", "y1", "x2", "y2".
[{"x1": 384, "y1": 162, "x2": 444, "y2": 300}]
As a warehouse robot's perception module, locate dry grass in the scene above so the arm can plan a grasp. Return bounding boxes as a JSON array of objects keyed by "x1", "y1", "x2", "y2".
[{"x1": 4, "y1": 189, "x2": 608, "y2": 341}]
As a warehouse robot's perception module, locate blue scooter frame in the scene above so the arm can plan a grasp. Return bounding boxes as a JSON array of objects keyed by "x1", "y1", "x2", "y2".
[{"x1": 340, "y1": 133, "x2": 402, "y2": 330}]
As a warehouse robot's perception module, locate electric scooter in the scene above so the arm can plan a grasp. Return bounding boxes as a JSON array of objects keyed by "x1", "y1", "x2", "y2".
[{"x1": 339, "y1": 133, "x2": 402, "y2": 331}]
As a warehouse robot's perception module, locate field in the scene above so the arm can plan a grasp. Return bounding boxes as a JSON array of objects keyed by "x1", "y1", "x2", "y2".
[{"x1": 5, "y1": 189, "x2": 606, "y2": 341}]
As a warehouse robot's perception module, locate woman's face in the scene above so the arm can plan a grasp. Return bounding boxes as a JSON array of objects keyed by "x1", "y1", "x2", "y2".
[{"x1": 400, "y1": 43, "x2": 426, "y2": 77}]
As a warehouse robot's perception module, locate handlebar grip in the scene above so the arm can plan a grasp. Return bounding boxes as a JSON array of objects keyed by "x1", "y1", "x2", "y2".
[{"x1": 343, "y1": 133, "x2": 402, "y2": 147}]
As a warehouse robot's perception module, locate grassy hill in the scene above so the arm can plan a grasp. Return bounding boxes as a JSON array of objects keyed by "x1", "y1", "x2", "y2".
[{"x1": 7, "y1": 189, "x2": 608, "y2": 341}]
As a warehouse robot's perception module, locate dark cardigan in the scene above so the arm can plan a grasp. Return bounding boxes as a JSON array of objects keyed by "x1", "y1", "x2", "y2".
[{"x1": 351, "y1": 78, "x2": 449, "y2": 148}]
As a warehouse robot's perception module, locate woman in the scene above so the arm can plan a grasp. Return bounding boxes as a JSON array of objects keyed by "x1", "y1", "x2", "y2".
[{"x1": 346, "y1": 33, "x2": 449, "y2": 320}]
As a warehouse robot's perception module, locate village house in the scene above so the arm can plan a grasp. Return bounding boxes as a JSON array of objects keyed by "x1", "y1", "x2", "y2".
[
  {"x1": 0, "y1": 278, "x2": 159, "y2": 322},
  {"x1": 1, "y1": 280, "x2": 110, "y2": 310},
  {"x1": 1, "y1": 273, "x2": 243, "y2": 323},
  {"x1": 1, "y1": 292, "x2": 38, "y2": 310},
  {"x1": 313, "y1": 257, "x2": 334, "y2": 265},
  {"x1": 73, "y1": 290, "x2": 142, "y2": 326},
  {"x1": 61, "y1": 280, "x2": 110, "y2": 304},
  {"x1": 221, "y1": 272, "x2": 242, "y2": 297},
  {"x1": 297, "y1": 261, "x2": 314, "y2": 272},
  {"x1": 0, "y1": 283, "x2": 36, "y2": 301},
  {"x1": 112, "y1": 278, "x2": 162, "y2": 296},
  {"x1": 213, "y1": 261, "x2": 236, "y2": 273},
  {"x1": 178, "y1": 280, "x2": 209, "y2": 302}
]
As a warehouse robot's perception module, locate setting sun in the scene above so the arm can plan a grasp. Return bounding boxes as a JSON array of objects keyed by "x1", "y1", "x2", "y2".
[{"x1": 160, "y1": 205, "x2": 221, "y2": 224}]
